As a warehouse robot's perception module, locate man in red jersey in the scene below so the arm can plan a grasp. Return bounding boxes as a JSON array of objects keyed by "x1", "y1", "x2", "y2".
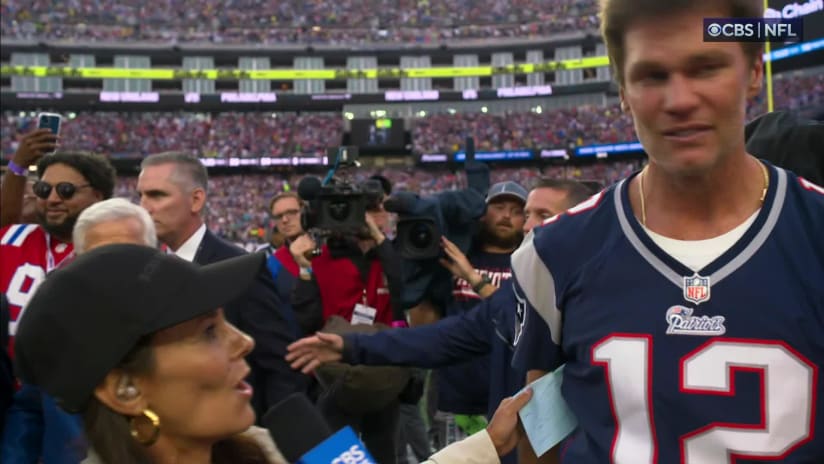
[{"x1": 1, "y1": 151, "x2": 116, "y2": 346}]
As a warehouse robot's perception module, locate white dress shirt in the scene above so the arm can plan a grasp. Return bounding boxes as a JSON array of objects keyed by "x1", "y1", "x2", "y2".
[{"x1": 172, "y1": 224, "x2": 207, "y2": 262}]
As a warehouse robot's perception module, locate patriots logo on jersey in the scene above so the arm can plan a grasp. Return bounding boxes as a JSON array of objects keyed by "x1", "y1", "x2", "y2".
[
  {"x1": 683, "y1": 274, "x2": 711, "y2": 304},
  {"x1": 665, "y1": 305, "x2": 725, "y2": 336},
  {"x1": 513, "y1": 289, "x2": 526, "y2": 346}
]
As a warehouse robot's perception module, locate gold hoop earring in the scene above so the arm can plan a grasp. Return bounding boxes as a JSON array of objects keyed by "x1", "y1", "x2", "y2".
[{"x1": 130, "y1": 409, "x2": 160, "y2": 446}]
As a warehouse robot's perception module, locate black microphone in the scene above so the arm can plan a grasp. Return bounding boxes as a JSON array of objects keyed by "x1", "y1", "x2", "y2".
[
  {"x1": 264, "y1": 393, "x2": 332, "y2": 462},
  {"x1": 465, "y1": 136, "x2": 475, "y2": 163},
  {"x1": 264, "y1": 393, "x2": 376, "y2": 463},
  {"x1": 297, "y1": 176, "x2": 323, "y2": 202}
]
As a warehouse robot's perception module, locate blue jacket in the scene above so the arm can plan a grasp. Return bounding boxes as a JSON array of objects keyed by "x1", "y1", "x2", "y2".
[
  {"x1": 389, "y1": 162, "x2": 489, "y2": 310},
  {"x1": 341, "y1": 284, "x2": 523, "y2": 419},
  {"x1": 0, "y1": 383, "x2": 86, "y2": 464}
]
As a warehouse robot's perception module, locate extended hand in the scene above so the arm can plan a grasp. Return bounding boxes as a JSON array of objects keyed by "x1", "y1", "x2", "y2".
[
  {"x1": 439, "y1": 236, "x2": 478, "y2": 284},
  {"x1": 487, "y1": 387, "x2": 533, "y2": 457},
  {"x1": 285, "y1": 332, "x2": 344, "y2": 374}
]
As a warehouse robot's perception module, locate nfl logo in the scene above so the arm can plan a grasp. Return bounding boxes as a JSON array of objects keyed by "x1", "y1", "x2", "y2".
[{"x1": 683, "y1": 274, "x2": 711, "y2": 304}]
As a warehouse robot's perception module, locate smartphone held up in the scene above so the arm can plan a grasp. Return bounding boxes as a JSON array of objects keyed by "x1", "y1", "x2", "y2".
[{"x1": 36, "y1": 112, "x2": 62, "y2": 154}]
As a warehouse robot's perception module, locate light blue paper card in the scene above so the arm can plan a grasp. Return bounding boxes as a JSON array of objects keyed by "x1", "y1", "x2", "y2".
[{"x1": 518, "y1": 365, "x2": 578, "y2": 457}]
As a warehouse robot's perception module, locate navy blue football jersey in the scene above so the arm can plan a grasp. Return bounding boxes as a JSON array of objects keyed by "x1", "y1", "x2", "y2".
[{"x1": 511, "y1": 164, "x2": 824, "y2": 464}]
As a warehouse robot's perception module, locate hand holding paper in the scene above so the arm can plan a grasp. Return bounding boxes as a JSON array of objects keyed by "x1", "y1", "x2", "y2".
[{"x1": 517, "y1": 365, "x2": 578, "y2": 457}]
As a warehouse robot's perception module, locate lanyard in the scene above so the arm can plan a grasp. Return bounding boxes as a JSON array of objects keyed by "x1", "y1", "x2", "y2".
[{"x1": 45, "y1": 232, "x2": 73, "y2": 273}]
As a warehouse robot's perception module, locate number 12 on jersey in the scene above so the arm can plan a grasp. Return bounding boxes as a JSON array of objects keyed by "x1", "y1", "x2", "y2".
[{"x1": 592, "y1": 335, "x2": 816, "y2": 463}]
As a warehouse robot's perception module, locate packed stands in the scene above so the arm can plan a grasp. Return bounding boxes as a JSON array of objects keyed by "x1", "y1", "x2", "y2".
[
  {"x1": 112, "y1": 161, "x2": 640, "y2": 246},
  {"x1": 4, "y1": 71, "x2": 820, "y2": 160},
  {"x1": 1, "y1": 112, "x2": 343, "y2": 159},
  {"x1": 1, "y1": 0, "x2": 599, "y2": 44},
  {"x1": 413, "y1": 104, "x2": 634, "y2": 154}
]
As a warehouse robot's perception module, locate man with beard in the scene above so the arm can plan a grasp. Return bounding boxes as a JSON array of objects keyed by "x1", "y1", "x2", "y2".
[
  {"x1": 397, "y1": 181, "x2": 527, "y2": 442},
  {"x1": 0, "y1": 151, "x2": 115, "y2": 464},
  {"x1": 435, "y1": 181, "x2": 526, "y2": 425},
  {"x1": 0, "y1": 152, "x2": 116, "y2": 348},
  {"x1": 288, "y1": 179, "x2": 594, "y2": 462}
]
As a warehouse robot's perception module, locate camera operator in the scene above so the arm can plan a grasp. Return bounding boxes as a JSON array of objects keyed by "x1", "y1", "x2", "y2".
[
  {"x1": 289, "y1": 203, "x2": 403, "y2": 463},
  {"x1": 402, "y1": 181, "x2": 526, "y2": 433},
  {"x1": 288, "y1": 179, "x2": 594, "y2": 462},
  {"x1": 265, "y1": 192, "x2": 312, "y2": 335}
]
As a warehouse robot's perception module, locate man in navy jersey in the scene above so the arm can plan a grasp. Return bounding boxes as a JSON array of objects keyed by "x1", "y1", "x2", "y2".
[{"x1": 513, "y1": 1, "x2": 824, "y2": 463}]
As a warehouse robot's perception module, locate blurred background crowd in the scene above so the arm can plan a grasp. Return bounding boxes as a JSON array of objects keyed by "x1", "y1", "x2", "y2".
[{"x1": 1, "y1": 0, "x2": 600, "y2": 44}]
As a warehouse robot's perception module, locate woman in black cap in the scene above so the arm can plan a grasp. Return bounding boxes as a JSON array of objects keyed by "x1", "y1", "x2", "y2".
[{"x1": 13, "y1": 244, "x2": 285, "y2": 464}]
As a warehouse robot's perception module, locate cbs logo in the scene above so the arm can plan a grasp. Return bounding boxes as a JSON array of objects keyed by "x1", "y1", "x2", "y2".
[{"x1": 707, "y1": 23, "x2": 723, "y2": 37}]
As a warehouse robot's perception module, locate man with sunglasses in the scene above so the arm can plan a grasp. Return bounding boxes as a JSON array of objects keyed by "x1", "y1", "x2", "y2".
[
  {"x1": 0, "y1": 151, "x2": 115, "y2": 464},
  {"x1": 1, "y1": 151, "x2": 116, "y2": 349}
]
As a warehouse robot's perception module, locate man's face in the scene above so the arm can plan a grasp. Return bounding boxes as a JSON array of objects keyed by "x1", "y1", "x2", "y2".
[
  {"x1": 270, "y1": 196, "x2": 303, "y2": 241},
  {"x1": 480, "y1": 197, "x2": 525, "y2": 249},
  {"x1": 36, "y1": 163, "x2": 101, "y2": 240},
  {"x1": 524, "y1": 187, "x2": 571, "y2": 234},
  {"x1": 620, "y1": 7, "x2": 762, "y2": 176},
  {"x1": 137, "y1": 163, "x2": 199, "y2": 246}
]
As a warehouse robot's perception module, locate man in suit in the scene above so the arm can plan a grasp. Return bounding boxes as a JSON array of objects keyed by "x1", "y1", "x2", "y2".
[{"x1": 136, "y1": 152, "x2": 307, "y2": 419}]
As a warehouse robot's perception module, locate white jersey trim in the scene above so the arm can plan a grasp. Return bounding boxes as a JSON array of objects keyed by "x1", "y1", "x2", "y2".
[
  {"x1": 511, "y1": 232, "x2": 562, "y2": 345},
  {"x1": 1, "y1": 224, "x2": 38, "y2": 247}
]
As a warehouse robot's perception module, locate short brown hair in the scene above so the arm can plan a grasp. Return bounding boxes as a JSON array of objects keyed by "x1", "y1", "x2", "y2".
[
  {"x1": 600, "y1": 0, "x2": 764, "y2": 86},
  {"x1": 269, "y1": 191, "x2": 304, "y2": 213},
  {"x1": 533, "y1": 178, "x2": 594, "y2": 209}
]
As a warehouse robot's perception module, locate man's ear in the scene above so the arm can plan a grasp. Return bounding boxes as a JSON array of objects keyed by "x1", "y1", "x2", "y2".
[
  {"x1": 93, "y1": 370, "x2": 147, "y2": 416},
  {"x1": 619, "y1": 87, "x2": 630, "y2": 113},
  {"x1": 747, "y1": 54, "x2": 765, "y2": 100},
  {"x1": 190, "y1": 188, "x2": 207, "y2": 215}
]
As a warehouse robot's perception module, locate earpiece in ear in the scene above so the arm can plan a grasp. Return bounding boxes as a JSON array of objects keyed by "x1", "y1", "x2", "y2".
[{"x1": 116, "y1": 376, "x2": 139, "y2": 400}]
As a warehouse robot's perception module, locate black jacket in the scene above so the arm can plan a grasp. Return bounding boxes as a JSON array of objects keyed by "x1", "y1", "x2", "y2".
[
  {"x1": 0, "y1": 294, "x2": 14, "y2": 437},
  {"x1": 194, "y1": 230, "x2": 309, "y2": 418},
  {"x1": 745, "y1": 111, "x2": 824, "y2": 185}
]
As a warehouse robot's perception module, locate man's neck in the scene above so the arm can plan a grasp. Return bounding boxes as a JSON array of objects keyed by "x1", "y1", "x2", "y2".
[
  {"x1": 633, "y1": 152, "x2": 766, "y2": 240},
  {"x1": 167, "y1": 220, "x2": 204, "y2": 251},
  {"x1": 482, "y1": 244, "x2": 517, "y2": 254}
]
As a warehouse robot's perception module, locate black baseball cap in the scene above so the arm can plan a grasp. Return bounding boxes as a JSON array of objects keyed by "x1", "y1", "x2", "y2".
[{"x1": 14, "y1": 244, "x2": 264, "y2": 413}]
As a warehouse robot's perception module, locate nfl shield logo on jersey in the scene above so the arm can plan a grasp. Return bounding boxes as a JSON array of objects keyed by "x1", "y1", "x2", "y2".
[{"x1": 683, "y1": 274, "x2": 711, "y2": 304}]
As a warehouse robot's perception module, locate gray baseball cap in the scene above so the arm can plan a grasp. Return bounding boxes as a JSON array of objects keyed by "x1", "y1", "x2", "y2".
[{"x1": 486, "y1": 181, "x2": 528, "y2": 204}]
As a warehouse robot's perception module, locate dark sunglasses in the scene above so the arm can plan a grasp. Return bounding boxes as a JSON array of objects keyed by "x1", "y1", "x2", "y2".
[{"x1": 33, "y1": 181, "x2": 91, "y2": 200}]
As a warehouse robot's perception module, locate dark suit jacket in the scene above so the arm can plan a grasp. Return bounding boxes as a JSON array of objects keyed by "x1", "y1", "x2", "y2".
[
  {"x1": 1, "y1": 294, "x2": 13, "y2": 437},
  {"x1": 194, "y1": 230, "x2": 309, "y2": 419}
]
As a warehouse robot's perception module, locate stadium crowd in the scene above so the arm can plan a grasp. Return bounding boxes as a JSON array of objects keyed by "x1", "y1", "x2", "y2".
[
  {"x1": 1, "y1": 112, "x2": 343, "y2": 159},
  {"x1": 2, "y1": 71, "x2": 820, "y2": 161},
  {"x1": 1, "y1": 0, "x2": 599, "y2": 44},
  {"x1": 108, "y1": 162, "x2": 638, "y2": 247}
]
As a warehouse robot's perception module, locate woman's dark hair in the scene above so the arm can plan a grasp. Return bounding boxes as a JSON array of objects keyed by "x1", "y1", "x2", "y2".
[{"x1": 83, "y1": 336, "x2": 270, "y2": 463}]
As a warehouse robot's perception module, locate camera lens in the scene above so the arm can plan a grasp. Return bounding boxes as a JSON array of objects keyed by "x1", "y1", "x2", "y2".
[
  {"x1": 409, "y1": 223, "x2": 433, "y2": 249},
  {"x1": 328, "y1": 200, "x2": 351, "y2": 222}
]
